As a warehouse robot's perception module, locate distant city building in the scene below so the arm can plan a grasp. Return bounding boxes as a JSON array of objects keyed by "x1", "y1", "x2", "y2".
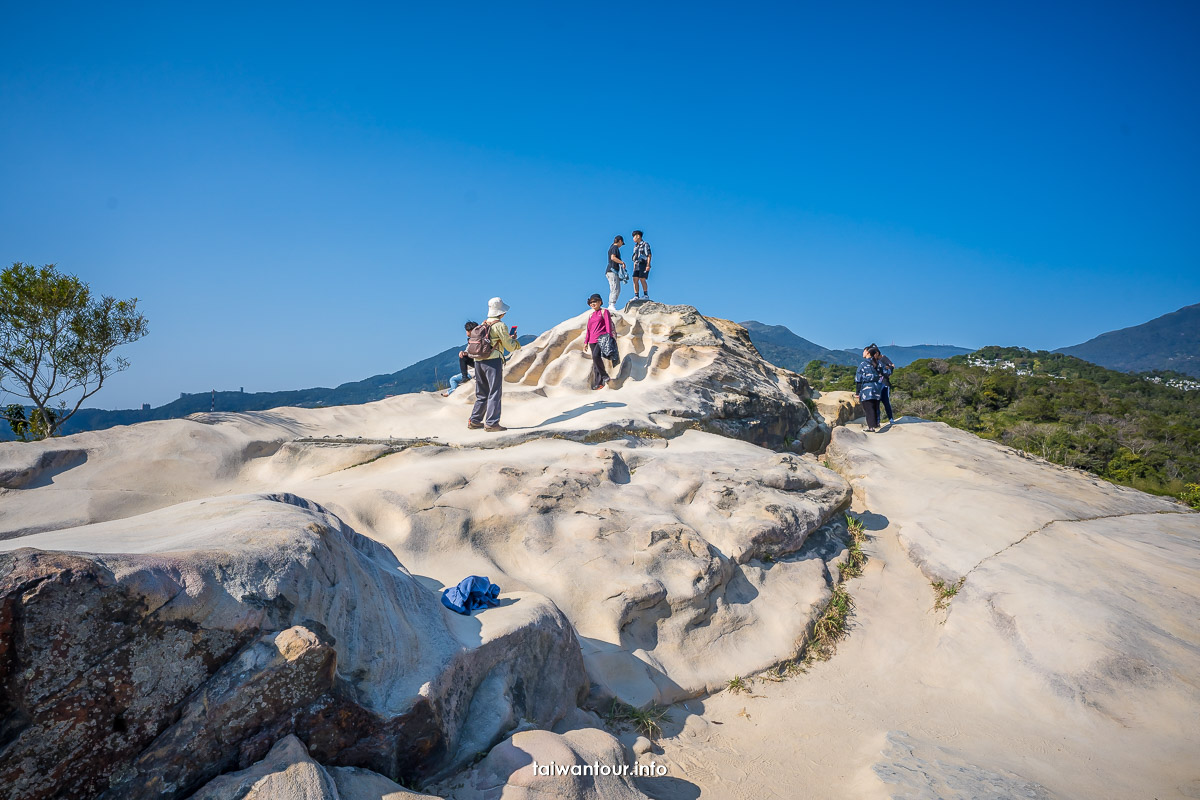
[{"x1": 142, "y1": 403, "x2": 151, "y2": 411}]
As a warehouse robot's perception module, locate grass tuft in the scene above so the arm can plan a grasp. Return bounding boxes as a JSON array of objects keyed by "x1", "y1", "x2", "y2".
[
  {"x1": 837, "y1": 513, "x2": 868, "y2": 580},
  {"x1": 605, "y1": 699, "x2": 671, "y2": 740},
  {"x1": 805, "y1": 585, "x2": 854, "y2": 662},
  {"x1": 932, "y1": 577, "x2": 965, "y2": 611},
  {"x1": 726, "y1": 675, "x2": 750, "y2": 694}
]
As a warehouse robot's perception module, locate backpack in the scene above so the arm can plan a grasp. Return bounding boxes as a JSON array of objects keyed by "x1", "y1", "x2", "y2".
[{"x1": 465, "y1": 321, "x2": 496, "y2": 360}]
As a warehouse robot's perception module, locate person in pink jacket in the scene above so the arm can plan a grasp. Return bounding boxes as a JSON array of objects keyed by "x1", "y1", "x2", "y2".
[{"x1": 585, "y1": 293, "x2": 616, "y2": 390}]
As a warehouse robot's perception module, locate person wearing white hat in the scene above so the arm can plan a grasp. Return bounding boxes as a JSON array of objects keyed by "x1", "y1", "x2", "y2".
[{"x1": 466, "y1": 297, "x2": 521, "y2": 432}]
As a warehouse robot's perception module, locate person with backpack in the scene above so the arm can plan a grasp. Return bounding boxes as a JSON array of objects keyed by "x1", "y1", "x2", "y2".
[
  {"x1": 606, "y1": 235, "x2": 626, "y2": 311},
  {"x1": 466, "y1": 298, "x2": 521, "y2": 432},
  {"x1": 855, "y1": 347, "x2": 886, "y2": 432},
  {"x1": 585, "y1": 293, "x2": 617, "y2": 390},
  {"x1": 442, "y1": 321, "x2": 479, "y2": 396},
  {"x1": 631, "y1": 230, "x2": 652, "y2": 301}
]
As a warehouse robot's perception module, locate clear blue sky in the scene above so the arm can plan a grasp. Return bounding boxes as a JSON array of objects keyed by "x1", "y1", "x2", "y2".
[{"x1": 3, "y1": 1, "x2": 1198, "y2": 409}]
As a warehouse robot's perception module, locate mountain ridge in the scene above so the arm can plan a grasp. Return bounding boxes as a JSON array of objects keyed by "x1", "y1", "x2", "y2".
[
  {"x1": 1055, "y1": 302, "x2": 1200, "y2": 377},
  {"x1": 739, "y1": 320, "x2": 971, "y2": 370}
]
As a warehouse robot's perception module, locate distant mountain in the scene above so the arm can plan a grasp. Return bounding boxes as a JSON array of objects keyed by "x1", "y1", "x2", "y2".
[
  {"x1": 42, "y1": 335, "x2": 536, "y2": 437},
  {"x1": 739, "y1": 321, "x2": 859, "y2": 371},
  {"x1": 838, "y1": 344, "x2": 972, "y2": 367},
  {"x1": 740, "y1": 321, "x2": 969, "y2": 371},
  {"x1": 1056, "y1": 303, "x2": 1200, "y2": 378}
]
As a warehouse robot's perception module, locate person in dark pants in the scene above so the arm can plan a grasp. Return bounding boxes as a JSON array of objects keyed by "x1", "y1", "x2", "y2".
[
  {"x1": 458, "y1": 320, "x2": 477, "y2": 381},
  {"x1": 855, "y1": 349, "x2": 886, "y2": 432},
  {"x1": 442, "y1": 320, "x2": 479, "y2": 396},
  {"x1": 868, "y1": 344, "x2": 897, "y2": 424},
  {"x1": 467, "y1": 297, "x2": 521, "y2": 432},
  {"x1": 585, "y1": 293, "x2": 616, "y2": 390}
]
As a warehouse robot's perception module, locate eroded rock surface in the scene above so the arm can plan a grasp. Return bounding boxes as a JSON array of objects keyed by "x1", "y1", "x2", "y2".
[
  {"x1": 0, "y1": 494, "x2": 587, "y2": 798},
  {"x1": 0, "y1": 303, "x2": 853, "y2": 798},
  {"x1": 433, "y1": 727, "x2": 652, "y2": 800},
  {"x1": 331, "y1": 433, "x2": 851, "y2": 705},
  {"x1": 189, "y1": 734, "x2": 439, "y2": 800},
  {"x1": 0, "y1": 305, "x2": 824, "y2": 541},
  {"x1": 824, "y1": 419, "x2": 1200, "y2": 796}
]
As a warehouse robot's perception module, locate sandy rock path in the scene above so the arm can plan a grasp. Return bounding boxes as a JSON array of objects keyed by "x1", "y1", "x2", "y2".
[{"x1": 642, "y1": 419, "x2": 1200, "y2": 800}]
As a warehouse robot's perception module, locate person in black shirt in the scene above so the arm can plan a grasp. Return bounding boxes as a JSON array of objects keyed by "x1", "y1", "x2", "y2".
[{"x1": 606, "y1": 235, "x2": 625, "y2": 311}]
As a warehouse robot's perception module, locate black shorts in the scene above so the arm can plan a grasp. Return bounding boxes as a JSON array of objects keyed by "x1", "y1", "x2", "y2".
[{"x1": 632, "y1": 262, "x2": 649, "y2": 279}]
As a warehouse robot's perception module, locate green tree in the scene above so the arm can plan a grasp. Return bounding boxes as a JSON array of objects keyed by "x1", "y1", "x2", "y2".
[{"x1": 1, "y1": 263, "x2": 148, "y2": 439}]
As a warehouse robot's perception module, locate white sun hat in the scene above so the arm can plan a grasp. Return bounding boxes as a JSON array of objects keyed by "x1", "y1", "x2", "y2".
[{"x1": 487, "y1": 297, "x2": 510, "y2": 317}]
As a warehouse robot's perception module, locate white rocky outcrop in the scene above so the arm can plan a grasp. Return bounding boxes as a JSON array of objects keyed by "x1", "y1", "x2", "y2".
[{"x1": 0, "y1": 304, "x2": 853, "y2": 797}]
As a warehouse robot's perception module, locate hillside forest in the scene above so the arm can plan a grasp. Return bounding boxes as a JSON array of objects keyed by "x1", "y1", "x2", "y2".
[{"x1": 804, "y1": 347, "x2": 1200, "y2": 508}]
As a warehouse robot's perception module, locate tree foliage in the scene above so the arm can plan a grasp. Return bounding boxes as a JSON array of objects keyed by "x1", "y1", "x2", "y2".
[
  {"x1": 803, "y1": 360, "x2": 857, "y2": 392},
  {"x1": 0, "y1": 263, "x2": 148, "y2": 439}
]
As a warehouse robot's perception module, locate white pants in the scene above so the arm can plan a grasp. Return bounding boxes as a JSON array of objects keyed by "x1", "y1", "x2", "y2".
[{"x1": 607, "y1": 270, "x2": 621, "y2": 309}]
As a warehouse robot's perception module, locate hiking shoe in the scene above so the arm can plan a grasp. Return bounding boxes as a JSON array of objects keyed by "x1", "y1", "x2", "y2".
[
  {"x1": 484, "y1": 425, "x2": 507, "y2": 432},
  {"x1": 467, "y1": 420, "x2": 484, "y2": 429}
]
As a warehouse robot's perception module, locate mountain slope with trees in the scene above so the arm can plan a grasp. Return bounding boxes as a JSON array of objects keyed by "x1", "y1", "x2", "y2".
[
  {"x1": 1056, "y1": 302, "x2": 1200, "y2": 377},
  {"x1": 740, "y1": 321, "x2": 859, "y2": 371}
]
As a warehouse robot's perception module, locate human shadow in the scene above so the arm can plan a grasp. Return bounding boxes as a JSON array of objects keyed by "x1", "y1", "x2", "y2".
[
  {"x1": 534, "y1": 401, "x2": 626, "y2": 427},
  {"x1": 856, "y1": 510, "x2": 890, "y2": 532},
  {"x1": 610, "y1": 344, "x2": 659, "y2": 388}
]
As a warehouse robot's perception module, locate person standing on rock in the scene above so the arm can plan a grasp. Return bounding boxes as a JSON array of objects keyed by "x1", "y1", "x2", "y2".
[
  {"x1": 606, "y1": 235, "x2": 626, "y2": 311},
  {"x1": 585, "y1": 293, "x2": 617, "y2": 390},
  {"x1": 869, "y1": 344, "x2": 897, "y2": 424},
  {"x1": 631, "y1": 230, "x2": 652, "y2": 301},
  {"x1": 466, "y1": 298, "x2": 521, "y2": 432},
  {"x1": 855, "y1": 347, "x2": 886, "y2": 432}
]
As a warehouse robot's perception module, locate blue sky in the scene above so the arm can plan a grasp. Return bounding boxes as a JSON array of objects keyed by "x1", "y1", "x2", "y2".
[{"x1": 3, "y1": 1, "x2": 1198, "y2": 409}]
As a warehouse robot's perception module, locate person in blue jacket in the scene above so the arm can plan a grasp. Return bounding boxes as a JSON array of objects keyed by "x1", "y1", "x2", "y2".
[
  {"x1": 855, "y1": 347, "x2": 886, "y2": 432},
  {"x1": 868, "y1": 344, "x2": 897, "y2": 424}
]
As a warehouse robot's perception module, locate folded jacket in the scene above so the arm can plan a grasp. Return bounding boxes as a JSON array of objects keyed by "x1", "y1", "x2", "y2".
[{"x1": 441, "y1": 575, "x2": 501, "y2": 615}]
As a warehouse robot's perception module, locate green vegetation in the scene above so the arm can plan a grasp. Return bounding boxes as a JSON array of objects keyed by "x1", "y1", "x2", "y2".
[
  {"x1": 5, "y1": 404, "x2": 56, "y2": 442},
  {"x1": 605, "y1": 700, "x2": 671, "y2": 739},
  {"x1": 726, "y1": 675, "x2": 751, "y2": 694},
  {"x1": 1, "y1": 263, "x2": 148, "y2": 439},
  {"x1": 837, "y1": 513, "x2": 868, "y2": 580},
  {"x1": 932, "y1": 577, "x2": 964, "y2": 611},
  {"x1": 805, "y1": 585, "x2": 853, "y2": 662},
  {"x1": 1184, "y1": 484, "x2": 1200, "y2": 511},
  {"x1": 804, "y1": 360, "x2": 857, "y2": 392},
  {"x1": 808, "y1": 347, "x2": 1200, "y2": 504}
]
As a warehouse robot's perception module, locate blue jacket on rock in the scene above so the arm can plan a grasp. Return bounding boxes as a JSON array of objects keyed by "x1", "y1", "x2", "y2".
[{"x1": 855, "y1": 358, "x2": 885, "y2": 402}]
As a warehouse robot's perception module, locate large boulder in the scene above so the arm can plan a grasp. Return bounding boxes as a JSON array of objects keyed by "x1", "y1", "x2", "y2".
[
  {"x1": 189, "y1": 734, "x2": 439, "y2": 800},
  {"x1": 0, "y1": 494, "x2": 587, "y2": 799},
  {"x1": 503, "y1": 302, "x2": 822, "y2": 450}
]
